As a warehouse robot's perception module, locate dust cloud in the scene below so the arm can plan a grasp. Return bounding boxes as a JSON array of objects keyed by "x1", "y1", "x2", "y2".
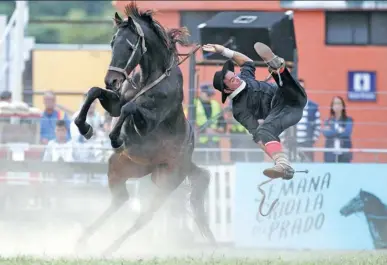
[{"x1": 0, "y1": 178, "x2": 203, "y2": 260}]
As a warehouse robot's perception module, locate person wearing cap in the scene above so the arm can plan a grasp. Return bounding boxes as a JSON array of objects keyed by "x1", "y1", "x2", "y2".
[
  {"x1": 193, "y1": 83, "x2": 226, "y2": 163},
  {"x1": 202, "y1": 42, "x2": 307, "y2": 180}
]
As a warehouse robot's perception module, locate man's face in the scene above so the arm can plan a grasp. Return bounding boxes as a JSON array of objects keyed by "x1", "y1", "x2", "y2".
[
  {"x1": 44, "y1": 94, "x2": 56, "y2": 110},
  {"x1": 55, "y1": 126, "x2": 67, "y2": 142},
  {"x1": 223, "y1": 71, "x2": 242, "y2": 93},
  {"x1": 199, "y1": 91, "x2": 211, "y2": 102}
]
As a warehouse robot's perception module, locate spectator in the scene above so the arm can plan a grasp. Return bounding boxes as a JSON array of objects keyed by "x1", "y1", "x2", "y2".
[
  {"x1": 42, "y1": 120, "x2": 74, "y2": 162},
  {"x1": 193, "y1": 83, "x2": 226, "y2": 163},
  {"x1": 322, "y1": 96, "x2": 353, "y2": 163},
  {"x1": 0, "y1": 91, "x2": 12, "y2": 103},
  {"x1": 40, "y1": 91, "x2": 71, "y2": 144},
  {"x1": 296, "y1": 79, "x2": 321, "y2": 162}
]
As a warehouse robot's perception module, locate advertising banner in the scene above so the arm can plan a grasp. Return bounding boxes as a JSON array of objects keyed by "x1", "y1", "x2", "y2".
[{"x1": 233, "y1": 163, "x2": 387, "y2": 250}]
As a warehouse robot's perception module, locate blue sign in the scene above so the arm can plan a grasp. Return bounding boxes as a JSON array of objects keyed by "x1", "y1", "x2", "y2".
[
  {"x1": 347, "y1": 71, "x2": 376, "y2": 102},
  {"x1": 233, "y1": 163, "x2": 387, "y2": 250}
]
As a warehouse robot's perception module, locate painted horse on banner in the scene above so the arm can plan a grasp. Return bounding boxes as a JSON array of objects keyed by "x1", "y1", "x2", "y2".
[{"x1": 340, "y1": 189, "x2": 387, "y2": 249}]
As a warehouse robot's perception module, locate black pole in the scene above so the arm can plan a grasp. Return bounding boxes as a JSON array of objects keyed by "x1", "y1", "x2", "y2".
[
  {"x1": 288, "y1": 48, "x2": 299, "y2": 162},
  {"x1": 188, "y1": 53, "x2": 196, "y2": 125}
]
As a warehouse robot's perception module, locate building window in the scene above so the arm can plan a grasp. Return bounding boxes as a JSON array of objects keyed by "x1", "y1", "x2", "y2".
[{"x1": 325, "y1": 11, "x2": 387, "y2": 45}]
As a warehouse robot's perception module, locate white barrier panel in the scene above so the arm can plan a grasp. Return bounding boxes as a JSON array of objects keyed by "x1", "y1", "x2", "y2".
[
  {"x1": 233, "y1": 163, "x2": 387, "y2": 250},
  {"x1": 205, "y1": 165, "x2": 235, "y2": 243}
]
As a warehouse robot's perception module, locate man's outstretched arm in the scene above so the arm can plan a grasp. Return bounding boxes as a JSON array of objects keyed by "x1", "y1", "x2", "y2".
[{"x1": 202, "y1": 44, "x2": 252, "y2": 66}]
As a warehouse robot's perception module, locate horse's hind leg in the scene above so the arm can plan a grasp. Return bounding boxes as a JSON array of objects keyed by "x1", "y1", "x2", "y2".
[
  {"x1": 102, "y1": 187, "x2": 173, "y2": 256},
  {"x1": 75, "y1": 87, "x2": 120, "y2": 139},
  {"x1": 188, "y1": 163, "x2": 217, "y2": 246},
  {"x1": 76, "y1": 153, "x2": 151, "y2": 249},
  {"x1": 102, "y1": 165, "x2": 185, "y2": 256}
]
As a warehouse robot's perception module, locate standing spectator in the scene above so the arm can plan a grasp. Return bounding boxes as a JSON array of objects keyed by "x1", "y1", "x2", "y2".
[
  {"x1": 40, "y1": 91, "x2": 71, "y2": 144},
  {"x1": 0, "y1": 91, "x2": 12, "y2": 103},
  {"x1": 296, "y1": 79, "x2": 321, "y2": 162},
  {"x1": 322, "y1": 96, "x2": 353, "y2": 163},
  {"x1": 193, "y1": 83, "x2": 226, "y2": 163},
  {"x1": 42, "y1": 120, "x2": 74, "y2": 162}
]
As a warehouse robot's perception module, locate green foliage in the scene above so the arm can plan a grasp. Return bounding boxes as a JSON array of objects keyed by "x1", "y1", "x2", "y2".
[{"x1": 0, "y1": 1, "x2": 116, "y2": 44}]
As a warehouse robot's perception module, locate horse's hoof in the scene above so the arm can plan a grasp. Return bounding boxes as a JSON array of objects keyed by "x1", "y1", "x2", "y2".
[{"x1": 83, "y1": 126, "x2": 94, "y2": 140}]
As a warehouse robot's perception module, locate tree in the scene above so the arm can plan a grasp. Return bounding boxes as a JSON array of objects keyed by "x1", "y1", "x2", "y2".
[{"x1": 0, "y1": 1, "x2": 115, "y2": 44}]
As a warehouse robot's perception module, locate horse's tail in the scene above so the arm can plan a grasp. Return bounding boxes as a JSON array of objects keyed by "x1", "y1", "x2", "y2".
[{"x1": 167, "y1": 27, "x2": 191, "y2": 47}]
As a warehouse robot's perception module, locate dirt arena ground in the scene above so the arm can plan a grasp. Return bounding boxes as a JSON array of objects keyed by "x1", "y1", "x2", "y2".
[
  {"x1": 0, "y1": 250, "x2": 386, "y2": 265},
  {"x1": 1, "y1": 185, "x2": 386, "y2": 265},
  {"x1": 0, "y1": 221, "x2": 386, "y2": 265}
]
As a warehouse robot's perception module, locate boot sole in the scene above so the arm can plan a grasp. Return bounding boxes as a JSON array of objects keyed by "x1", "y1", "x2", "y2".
[
  {"x1": 254, "y1": 42, "x2": 285, "y2": 70},
  {"x1": 254, "y1": 42, "x2": 276, "y2": 64},
  {"x1": 263, "y1": 168, "x2": 284, "y2": 179}
]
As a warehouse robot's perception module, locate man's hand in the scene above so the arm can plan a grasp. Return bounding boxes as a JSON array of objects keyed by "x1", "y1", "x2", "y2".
[
  {"x1": 202, "y1": 44, "x2": 225, "y2": 54},
  {"x1": 204, "y1": 43, "x2": 252, "y2": 67}
]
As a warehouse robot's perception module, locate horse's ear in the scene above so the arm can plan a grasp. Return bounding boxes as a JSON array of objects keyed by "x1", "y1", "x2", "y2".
[
  {"x1": 113, "y1": 12, "x2": 123, "y2": 26},
  {"x1": 126, "y1": 16, "x2": 135, "y2": 27}
]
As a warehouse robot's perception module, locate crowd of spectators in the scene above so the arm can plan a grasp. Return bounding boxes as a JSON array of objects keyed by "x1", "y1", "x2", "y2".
[{"x1": 0, "y1": 80, "x2": 354, "y2": 165}]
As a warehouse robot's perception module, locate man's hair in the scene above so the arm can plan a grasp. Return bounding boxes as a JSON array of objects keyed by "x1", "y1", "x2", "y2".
[
  {"x1": 44, "y1": 90, "x2": 56, "y2": 98},
  {"x1": 56, "y1": 119, "x2": 66, "y2": 127}
]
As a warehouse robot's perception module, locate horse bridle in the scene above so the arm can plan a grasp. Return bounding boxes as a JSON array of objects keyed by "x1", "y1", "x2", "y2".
[
  {"x1": 109, "y1": 18, "x2": 201, "y2": 100},
  {"x1": 108, "y1": 19, "x2": 147, "y2": 85}
]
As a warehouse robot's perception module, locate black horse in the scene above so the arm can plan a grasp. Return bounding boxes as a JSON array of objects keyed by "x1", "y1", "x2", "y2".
[
  {"x1": 340, "y1": 189, "x2": 387, "y2": 249},
  {"x1": 74, "y1": 2, "x2": 215, "y2": 255}
]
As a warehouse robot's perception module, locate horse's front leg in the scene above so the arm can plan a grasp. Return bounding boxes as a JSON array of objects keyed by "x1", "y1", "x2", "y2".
[
  {"x1": 75, "y1": 87, "x2": 120, "y2": 139},
  {"x1": 108, "y1": 101, "x2": 137, "y2": 152}
]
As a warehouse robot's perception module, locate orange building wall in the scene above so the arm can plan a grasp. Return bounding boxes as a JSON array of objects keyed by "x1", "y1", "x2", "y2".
[{"x1": 114, "y1": 1, "x2": 387, "y2": 162}]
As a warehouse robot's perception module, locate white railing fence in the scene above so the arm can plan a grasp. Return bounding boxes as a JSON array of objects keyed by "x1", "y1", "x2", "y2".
[{"x1": 0, "y1": 1, "x2": 34, "y2": 101}]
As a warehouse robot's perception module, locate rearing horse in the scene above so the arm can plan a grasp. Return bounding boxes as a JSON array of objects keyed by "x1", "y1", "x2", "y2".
[{"x1": 74, "y1": 2, "x2": 216, "y2": 255}]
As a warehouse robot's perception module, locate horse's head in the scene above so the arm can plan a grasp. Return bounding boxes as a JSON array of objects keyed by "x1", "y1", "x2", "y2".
[
  {"x1": 340, "y1": 189, "x2": 380, "y2": 217},
  {"x1": 104, "y1": 10, "x2": 146, "y2": 92},
  {"x1": 105, "y1": 2, "x2": 190, "y2": 97}
]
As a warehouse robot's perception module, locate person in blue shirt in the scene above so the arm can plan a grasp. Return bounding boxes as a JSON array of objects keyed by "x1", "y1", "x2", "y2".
[
  {"x1": 296, "y1": 79, "x2": 321, "y2": 162},
  {"x1": 40, "y1": 91, "x2": 71, "y2": 144},
  {"x1": 322, "y1": 96, "x2": 353, "y2": 163}
]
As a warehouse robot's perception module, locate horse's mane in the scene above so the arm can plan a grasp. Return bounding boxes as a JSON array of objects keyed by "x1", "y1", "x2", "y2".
[{"x1": 123, "y1": 2, "x2": 190, "y2": 66}]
